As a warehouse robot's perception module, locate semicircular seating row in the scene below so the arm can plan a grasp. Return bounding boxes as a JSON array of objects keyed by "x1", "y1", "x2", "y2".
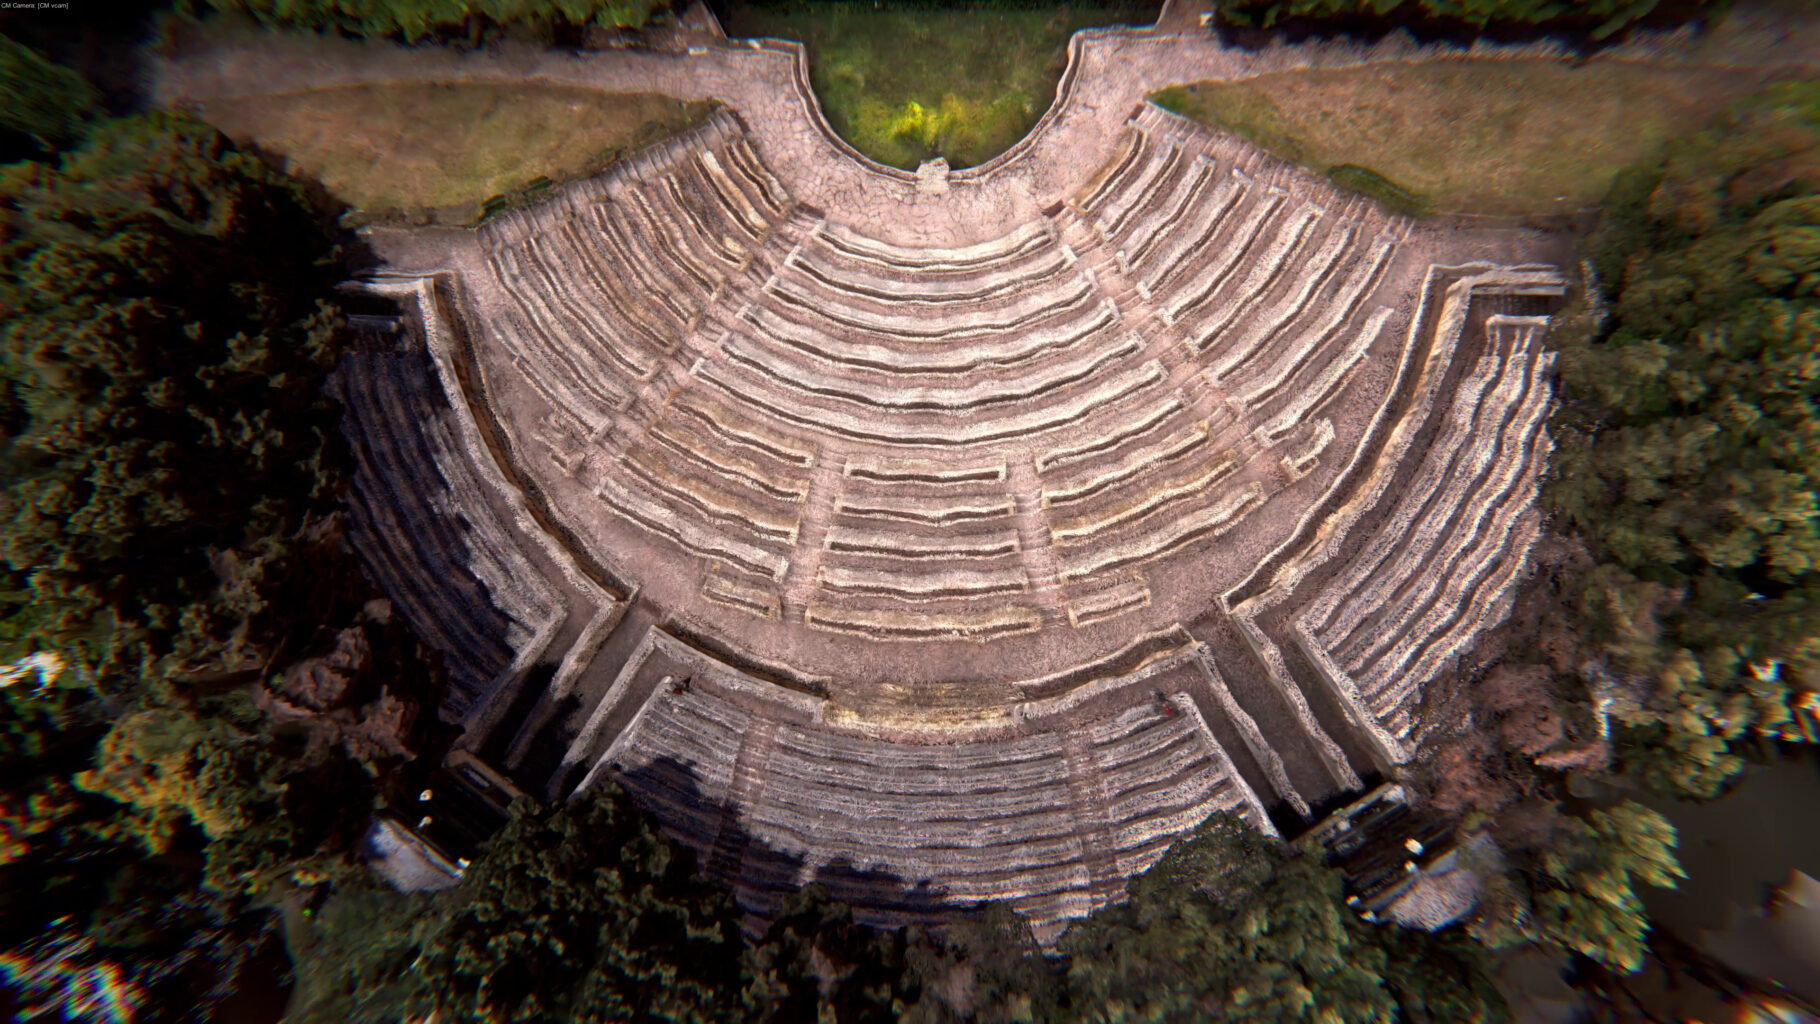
[{"x1": 471, "y1": 107, "x2": 1415, "y2": 643}]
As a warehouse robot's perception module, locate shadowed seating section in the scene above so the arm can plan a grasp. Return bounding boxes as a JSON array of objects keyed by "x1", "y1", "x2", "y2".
[
  {"x1": 572, "y1": 630, "x2": 1275, "y2": 940},
  {"x1": 336, "y1": 345, "x2": 562, "y2": 721}
]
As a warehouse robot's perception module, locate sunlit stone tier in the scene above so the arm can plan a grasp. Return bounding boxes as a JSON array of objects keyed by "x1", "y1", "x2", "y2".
[{"x1": 348, "y1": 105, "x2": 1565, "y2": 934}]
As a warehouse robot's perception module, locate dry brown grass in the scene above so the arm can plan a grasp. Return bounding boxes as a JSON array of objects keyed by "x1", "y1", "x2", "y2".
[
  {"x1": 196, "y1": 83, "x2": 712, "y2": 222},
  {"x1": 1156, "y1": 59, "x2": 1793, "y2": 217}
]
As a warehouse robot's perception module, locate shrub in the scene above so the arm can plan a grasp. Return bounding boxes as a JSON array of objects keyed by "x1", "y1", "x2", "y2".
[
  {"x1": 1212, "y1": 0, "x2": 1728, "y2": 39},
  {"x1": 191, "y1": 0, "x2": 667, "y2": 41}
]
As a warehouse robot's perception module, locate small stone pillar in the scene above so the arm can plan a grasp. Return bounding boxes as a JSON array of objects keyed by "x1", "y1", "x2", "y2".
[{"x1": 916, "y1": 158, "x2": 951, "y2": 196}]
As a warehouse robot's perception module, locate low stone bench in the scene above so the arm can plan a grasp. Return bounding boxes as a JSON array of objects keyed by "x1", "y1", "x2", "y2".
[
  {"x1": 1058, "y1": 480, "x2": 1268, "y2": 582},
  {"x1": 1043, "y1": 416, "x2": 1210, "y2": 508},
  {"x1": 1172, "y1": 202, "x2": 1319, "y2": 329},
  {"x1": 718, "y1": 327, "x2": 1140, "y2": 413},
  {"x1": 816, "y1": 217, "x2": 1051, "y2": 274},
  {"x1": 696, "y1": 356, "x2": 1170, "y2": 447},
  {"x1": 743, "y1": 301, "x2": 1119, "y2": 377}
]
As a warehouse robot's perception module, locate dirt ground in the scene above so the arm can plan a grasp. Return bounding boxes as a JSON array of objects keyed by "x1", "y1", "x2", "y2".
[
  {"x1": 1156, "y1": 58, "x2": 1799, "y2": 217},
  {"x1": 194, "y1": 83, "x2": 712, "y2": 222}
]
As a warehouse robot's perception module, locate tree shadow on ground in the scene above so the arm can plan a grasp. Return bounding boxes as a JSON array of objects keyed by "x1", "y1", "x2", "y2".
[{"x1": 613, "y1": 755, "x2": 999, "y2": 933}]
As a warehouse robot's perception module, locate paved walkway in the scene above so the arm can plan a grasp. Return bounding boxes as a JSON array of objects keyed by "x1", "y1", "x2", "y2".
[{"x1": 150, "y1": 6, "x2": 1818, "y2": 248}]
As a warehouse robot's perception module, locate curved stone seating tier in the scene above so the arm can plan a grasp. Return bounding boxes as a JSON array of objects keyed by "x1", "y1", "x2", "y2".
[
  {"x1": 807, "y1": 470, "x2": 1045, "y2": 641},
  {"x1": 355, "y1": 99, "x2": 1569, "y2": 937},
  {"x1": 814, "y1": 217, "x2": 1054, "y2": 274},
  {"x1": 1039, "y1": 405, "x2": 1213, "y2": 505},
  {"x1": 592, "y1": 469, "x2": 795, "y2": 584},
  {"x1": 693, "y1": 352, "x2": 1173, "y2": 448},
  {"x1": 580, "y1": 629, "x2": 1274, "y2": 937},
  {"x1": 471, "y1": 112, "x2": 796, "y2": 452},
  {"x1": 1075, "y1": 110, "x2": 1407, "y2": 448},
  {"x1": 1056, "y1": 480, "x2": 1270, "y2": 583},
  {"x1": 738, "y1": 301, "x2": 1123, "y2": 377},
  {"x1": 715, "y1": 326, "x2": 1142, "y2": 413},
  {"x1": 668, "y1": 388, "x2": 821, "y2": 471},
  {"x1": 486, "y1": 311, "x2": 624, "y2": 444},
  {"x1": 481, "y1": 120, "x2": 782, "y2": 276},
  {"x1": 783, "y1": 219, "x2": 1073, "y2": 303},
  {"x1": 756, "y1": 260, "x2": 1108, "y2": 344},
  {"x1": 336, "y1": 350, "x2": 561, "y2": 719},
  {"x1": 1164, "y1": 197, "x2": 1320, "y2": 327},
  {"x1": 1225, "y1": 269, "x2": 1566, "y2": 770},
  {"x1": 1295, "y1": 316, "x2": 1555, "y2": 742}
]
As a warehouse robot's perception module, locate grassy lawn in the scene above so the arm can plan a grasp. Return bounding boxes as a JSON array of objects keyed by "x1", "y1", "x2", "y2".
[
  {"x1": 195, "y1": 84, "x2": 714, "y2": 222},
  {"x1": 721, "y1": 1, "x2": 1157, "y2": 170},
  {"x1": 1154, "y1": 59, "x2": 1788, "y2": 218}
]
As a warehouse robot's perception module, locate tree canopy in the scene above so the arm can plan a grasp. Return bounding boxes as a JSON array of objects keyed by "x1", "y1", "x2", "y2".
[
  {"x1": 187, "y1": 0, "x2": 668, "y2": 40},
  {"x1": 417, "y1": 785, "x2": 750, "y2": 1023},
  {"x1": 0, "y1": 35, "x2": 97, "y2": 158},
  {"x1": 1210, "y1": 0, "x2": 1727, "y2": 38},
  {"x1": 1472, "y1": 802, "x2": 1684, "y2": 973},
  {"x1": 0, "y1": 83, "x2": 442, "y2": 1019},
  {"x1": 1545, "y1": 81, "x2": 1820, "y2": 797},
  {"x1": 1050, "y1": 813, "x2": 1507, "y2": 1024},
  {"x1": 287, "y1": 798, "x2": 1515, "y2": 1024},
  {"x1": 0, "y1": 109, "x2": 351, "y2": 685}
]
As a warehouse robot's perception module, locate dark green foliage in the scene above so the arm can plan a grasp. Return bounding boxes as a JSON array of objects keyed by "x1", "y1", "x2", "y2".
[
  {"x1": 1473, "y1": 802, "x2": 1684, "y2": 973},
  {"x1": 289, "y1": 804, "x2": 1514, "y2": 1024},
  {"x1": 0, "y1": 101, "x2": 355, "y2": 875},
  {"x1": 0, "y1": 110, "x2": 351, "y2": 685},
  {"x1": 1326, "y1": 163, "x2": 1431, "y2": 217},
  {"x1": 290, "y1": 786, "x2": 1060, "y2": 1024},
  {"x1": 285, "y1": 882, "x2": 440, "y2": 1024},
  {"x1": 0, "y1": 35, "x2": 98, "y2": 155},
  {"x1": 0, "y1": 94, "x2": 440, "y2": 1020},
  {"x1": 287, "y1": 787, "x2": 756, "y2": 1023},
  {"x1": 416, "y1": 784, "x2": 750, "y2": 1023},
  {"x1": 743, "y1": 887, "x2": 1057, "y2": 1023},
  {"x1": 1211, "y1": 0, "x2": 1726, "y2": 38},
  {"x1": 1050, "y1": 813, "x2": 1507, "y2": 1023},
  {"x1": 744, "y1": 886, "x2": 949, "y2": 1022},
  {"x1": 191, "y1": 0, "x2": 666, "y2": 40},
  {"x1": 1546, "y1": 81, "x2": 1820, "y2": 796}
]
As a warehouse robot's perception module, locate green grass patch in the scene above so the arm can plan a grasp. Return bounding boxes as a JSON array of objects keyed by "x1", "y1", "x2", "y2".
[
  {"x1": 722, "y1": 1, "x2": 1158, "y2": 170},
  {"x1": 1153, "y1": 59, "x2": 1785, "y2": 218},
  {"x1": 1325, "y1": 164, "x2": 1431, "y2": 217},
  {"x1": 194, "y1": 83, "x2": 714, "y2": 223}
]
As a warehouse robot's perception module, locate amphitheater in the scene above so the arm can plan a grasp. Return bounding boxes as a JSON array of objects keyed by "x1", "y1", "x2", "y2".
[{"x1": 206, "y1": 11, "x2": 1579, "y2": 940}]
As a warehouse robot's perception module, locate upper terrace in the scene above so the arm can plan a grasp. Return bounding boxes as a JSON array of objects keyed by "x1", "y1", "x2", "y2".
[{"x1": 160, "y1": 4, "x2": 1600, "y2": 935}]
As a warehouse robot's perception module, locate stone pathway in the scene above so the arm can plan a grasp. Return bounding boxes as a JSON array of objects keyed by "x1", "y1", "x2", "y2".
[{"x1": 150, "y1": 4, "x2": 1818, "y2": 249}]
